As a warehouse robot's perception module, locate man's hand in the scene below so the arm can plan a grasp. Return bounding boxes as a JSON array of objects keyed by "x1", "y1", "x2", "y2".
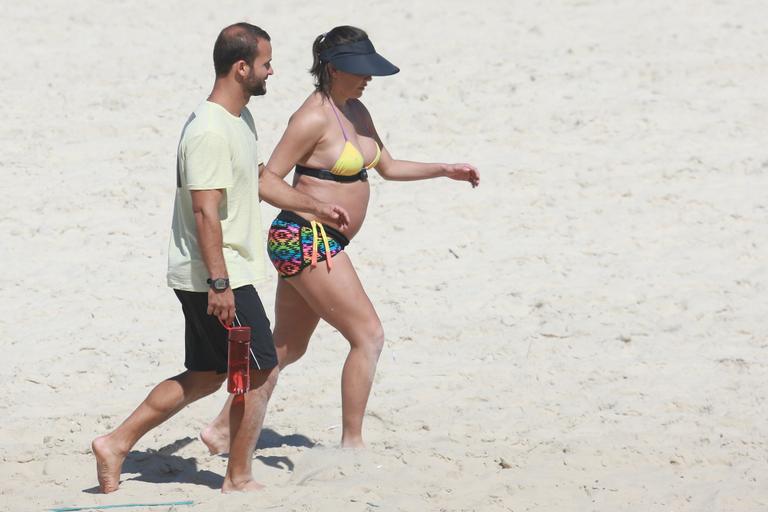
[
  {"x1": 313, "y1": 202, "x2": 350, "y2": 230},
  {"x1": 207, "y1": 288, "x2": 235, "y2": 325},
  {"x1": 445, "y1": 163, "x2": 480, "y2": 188}
]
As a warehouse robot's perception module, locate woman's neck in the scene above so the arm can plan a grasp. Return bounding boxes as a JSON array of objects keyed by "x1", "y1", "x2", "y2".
[{"x1": 328, "y1": 88, "x2": 350, "y2": 110}]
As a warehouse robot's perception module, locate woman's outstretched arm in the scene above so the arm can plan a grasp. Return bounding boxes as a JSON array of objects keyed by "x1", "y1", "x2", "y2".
[
  {"x1": 375, "y1": 147, "x2": 480, "y2": 187},
  {"x1": 355, "y1": 101, "x2": 479, "y2": 187}
]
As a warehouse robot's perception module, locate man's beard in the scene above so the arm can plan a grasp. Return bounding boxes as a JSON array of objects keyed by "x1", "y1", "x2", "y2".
[{"x1": 247, "y1": 76, "x2": 267, "y2": 96}]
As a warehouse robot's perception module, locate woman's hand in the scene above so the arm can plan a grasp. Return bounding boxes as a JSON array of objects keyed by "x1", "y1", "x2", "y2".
[
  {"x1": 445, "y1": 163, "x2": 480, "y2": 188},
  {"x1": 314, "y1": 202, "x2": 351, "y2": 230}
]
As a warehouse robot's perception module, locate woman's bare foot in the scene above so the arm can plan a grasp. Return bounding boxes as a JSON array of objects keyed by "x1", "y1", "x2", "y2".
[
  {"x1": 221, "y1": 477, "x2": 265, "y2": 493},
  {"x1": 340, "y1": 436, "x2": 365, "y2": 449},
  {"x1": 91, "y1": 435, "x2": 126, "y2": 493},
  {"x1": 200, "y1": 424, "x2": 229, "y2": 455}
]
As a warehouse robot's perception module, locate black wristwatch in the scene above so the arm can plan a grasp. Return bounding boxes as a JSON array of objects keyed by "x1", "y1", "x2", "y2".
[{"x1": 206, "y1": 277, "x2": 230, "y2": 292}]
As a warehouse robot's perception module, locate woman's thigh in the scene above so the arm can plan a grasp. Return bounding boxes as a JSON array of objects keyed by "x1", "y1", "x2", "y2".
[{"x1": 291, "y1": 252, "x2": 383, "y2": 348}]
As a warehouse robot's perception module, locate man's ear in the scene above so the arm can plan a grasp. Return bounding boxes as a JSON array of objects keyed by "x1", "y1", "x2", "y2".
[{"x1": 234, "y1": 60, "x2": 248, "y2": 79}]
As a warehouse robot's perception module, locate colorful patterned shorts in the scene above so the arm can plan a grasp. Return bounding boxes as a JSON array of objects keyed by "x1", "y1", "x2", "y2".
[{"x1": 267, "y1": 210, "x2": 350, "y2": 278}]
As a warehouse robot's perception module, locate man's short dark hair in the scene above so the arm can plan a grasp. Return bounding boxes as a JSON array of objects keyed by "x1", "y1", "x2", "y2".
[{"x1": 213, "y1": 23, "x2": 271, "y2": 77}]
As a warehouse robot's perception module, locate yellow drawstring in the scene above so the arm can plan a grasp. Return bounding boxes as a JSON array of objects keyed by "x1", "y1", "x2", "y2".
[{"x1": 310, "y1": 221, "x2": 333, "y2": 271}]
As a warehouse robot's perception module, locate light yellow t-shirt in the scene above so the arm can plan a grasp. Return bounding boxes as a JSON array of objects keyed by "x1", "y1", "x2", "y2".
[{"x1": 167, "y1": 101, "x2": 267, "y2": 292}]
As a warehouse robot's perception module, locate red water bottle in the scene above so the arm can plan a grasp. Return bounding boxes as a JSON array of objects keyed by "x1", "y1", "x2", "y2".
[{"x1": 227, "y1": 326, "x2": 251, "y2": 395}]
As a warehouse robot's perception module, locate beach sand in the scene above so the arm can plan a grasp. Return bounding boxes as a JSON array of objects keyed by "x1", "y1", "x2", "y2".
[{"x1": 2, "y1": 0, "x2": 767, "y2": 510}]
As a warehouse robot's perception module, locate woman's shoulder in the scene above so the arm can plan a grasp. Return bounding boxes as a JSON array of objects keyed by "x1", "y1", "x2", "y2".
[
  {"x1": 288, "y1": 93, "x2": 330, "y2": 132},
  {"x1": 295, "y1": 91, "x2": 331, "y2": 114}
]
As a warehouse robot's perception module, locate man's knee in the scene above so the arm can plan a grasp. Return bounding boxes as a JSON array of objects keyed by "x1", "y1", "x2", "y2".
[
  {"x1": 175, "y1": 370, "x2": 226, "y2": 399},
  {"x1": 203, "y1": 372, "x2": 227, "y2": 396}
]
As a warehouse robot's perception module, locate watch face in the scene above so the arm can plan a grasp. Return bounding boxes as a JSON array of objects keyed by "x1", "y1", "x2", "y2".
[{"x1": 212, "y1": 278, "x2": 229, "y2": 290}]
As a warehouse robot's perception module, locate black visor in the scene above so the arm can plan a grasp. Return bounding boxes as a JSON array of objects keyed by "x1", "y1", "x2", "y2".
[{"x1": 319, "y1": 38, "x2": 399, "y2": 76}]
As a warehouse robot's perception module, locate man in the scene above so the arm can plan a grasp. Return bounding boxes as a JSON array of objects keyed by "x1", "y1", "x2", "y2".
[{"x1": 91, "y1": 23, "x2": 349, "y2": 494}]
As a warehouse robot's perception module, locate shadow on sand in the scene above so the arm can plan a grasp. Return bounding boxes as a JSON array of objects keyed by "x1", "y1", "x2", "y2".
[
  {"x1": 82, "y1": 428, "x2": 314, "y2": 493},
  {"x1": 83, "y1": 436, "x2": 221, "y2": 493}
]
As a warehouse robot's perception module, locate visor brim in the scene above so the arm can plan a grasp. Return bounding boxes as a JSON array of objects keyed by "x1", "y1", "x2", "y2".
[{"x1": 331, "y1": 53, "x2": 400, "y2": 76}]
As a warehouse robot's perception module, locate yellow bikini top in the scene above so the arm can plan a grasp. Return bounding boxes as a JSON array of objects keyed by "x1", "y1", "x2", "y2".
[{"x1": 328, "y1": 102, "x2": 381, "y2": 176}]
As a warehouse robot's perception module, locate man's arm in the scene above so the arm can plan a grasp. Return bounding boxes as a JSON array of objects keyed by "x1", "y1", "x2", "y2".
[{"x1": 191, "y1": 188, "x2": 235, "y2": 324}]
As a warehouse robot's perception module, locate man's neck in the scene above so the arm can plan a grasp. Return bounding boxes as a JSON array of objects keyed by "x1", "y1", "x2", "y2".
[{"x1": 208, "y1": 79, "x2": 249, "y2": 116}]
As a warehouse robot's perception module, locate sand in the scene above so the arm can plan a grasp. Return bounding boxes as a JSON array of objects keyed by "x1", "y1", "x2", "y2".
[{"x1": 2, "y1": 0, "x2": 767, "y2": 510}]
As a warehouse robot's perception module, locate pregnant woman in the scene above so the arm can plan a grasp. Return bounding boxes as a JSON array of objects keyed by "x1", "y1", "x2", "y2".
[{"x1": 202, "y1": 25, "x2": 479, "y2": 451}]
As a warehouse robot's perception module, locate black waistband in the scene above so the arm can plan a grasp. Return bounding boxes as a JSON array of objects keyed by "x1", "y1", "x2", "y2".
[
  {"x1": 276, "y1": 210, "x2": 350, "y2": 247},
  {"x1": 294, "y1": 164, "x2": 368, "y2": 183}
]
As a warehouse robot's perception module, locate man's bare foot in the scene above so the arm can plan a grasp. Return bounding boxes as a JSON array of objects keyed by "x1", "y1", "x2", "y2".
[
  {"x1": 92, "y1": 435, "x2": 126, "y2": 493},
  {"x1": 340, "y1": 436, "x2": 365, "y2": 449},
  {"x1": 200, "y1": 424, "x2": 229, "y2": 455},
  {"x1": 221, "y1": 477, "x2": 265, "y2": 493}
]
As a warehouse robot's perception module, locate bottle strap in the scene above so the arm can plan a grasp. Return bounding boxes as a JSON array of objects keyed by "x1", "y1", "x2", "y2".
[{"x1": 218, "y1": 313, "x2": 242, "y2": 331}]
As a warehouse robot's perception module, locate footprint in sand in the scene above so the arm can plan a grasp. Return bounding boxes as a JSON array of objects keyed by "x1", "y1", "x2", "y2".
[{"x1": 289, "y1": 447, "x2": 385, "y2": 486}]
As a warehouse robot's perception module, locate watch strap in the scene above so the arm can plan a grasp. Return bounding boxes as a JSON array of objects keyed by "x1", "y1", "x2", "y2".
[{"x1": 206, "y1": 277, "x2": 230, "y2": 290}]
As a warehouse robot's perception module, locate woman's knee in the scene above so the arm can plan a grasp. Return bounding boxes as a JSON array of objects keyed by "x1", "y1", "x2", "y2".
[
  {"x1": 277, "y1": 343, "x2": 308, "y2": 368},
  {"x1": 371, "y1": 324, "x2": 385, "y2": 356},
  {"x1": 352, "y1": 321, "x2": 385, "y2": 358}
]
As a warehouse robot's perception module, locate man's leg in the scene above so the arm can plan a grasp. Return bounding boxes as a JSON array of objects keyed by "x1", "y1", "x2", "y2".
[
  {"x1": 221, "y1": 366, "x2": 279, "y2": 492},
  {"x1": 200, "y1": 394, "x2": 233, "y2": 456},
  {"x1": 200, "y1": 280, "x2": 319, "y2": 455},
  {"x1": 92, "y1": 370, "x2": 225, "y2": 493},
  {"x1": 217, "y1": 284, "x2": 280, "y2": 491}
]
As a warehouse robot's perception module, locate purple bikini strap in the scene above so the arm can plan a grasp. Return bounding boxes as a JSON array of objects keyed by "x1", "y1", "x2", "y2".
[{"x1": 328, "y1": 101, "x2": 349, "y2": 141}]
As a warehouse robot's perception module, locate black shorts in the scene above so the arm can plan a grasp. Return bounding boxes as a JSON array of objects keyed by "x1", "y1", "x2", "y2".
[{"x1": 173, "y1": 285, "x2": 277, "y2": 373}]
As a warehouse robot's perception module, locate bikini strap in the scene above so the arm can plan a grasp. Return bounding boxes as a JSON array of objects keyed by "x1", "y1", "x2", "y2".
[{"x1": 328, "y1": 100, "x2": 349, "y2": 141}]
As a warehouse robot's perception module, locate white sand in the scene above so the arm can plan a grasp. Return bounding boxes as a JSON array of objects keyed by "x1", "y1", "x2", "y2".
[{"x1": 2, "y1": 0, "x2": 767, "y2": 510}]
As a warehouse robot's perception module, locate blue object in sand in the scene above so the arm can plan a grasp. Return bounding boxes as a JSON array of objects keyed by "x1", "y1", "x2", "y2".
[{"x1": 49, "y1": 500, "x2": 194, "y2": 511}]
